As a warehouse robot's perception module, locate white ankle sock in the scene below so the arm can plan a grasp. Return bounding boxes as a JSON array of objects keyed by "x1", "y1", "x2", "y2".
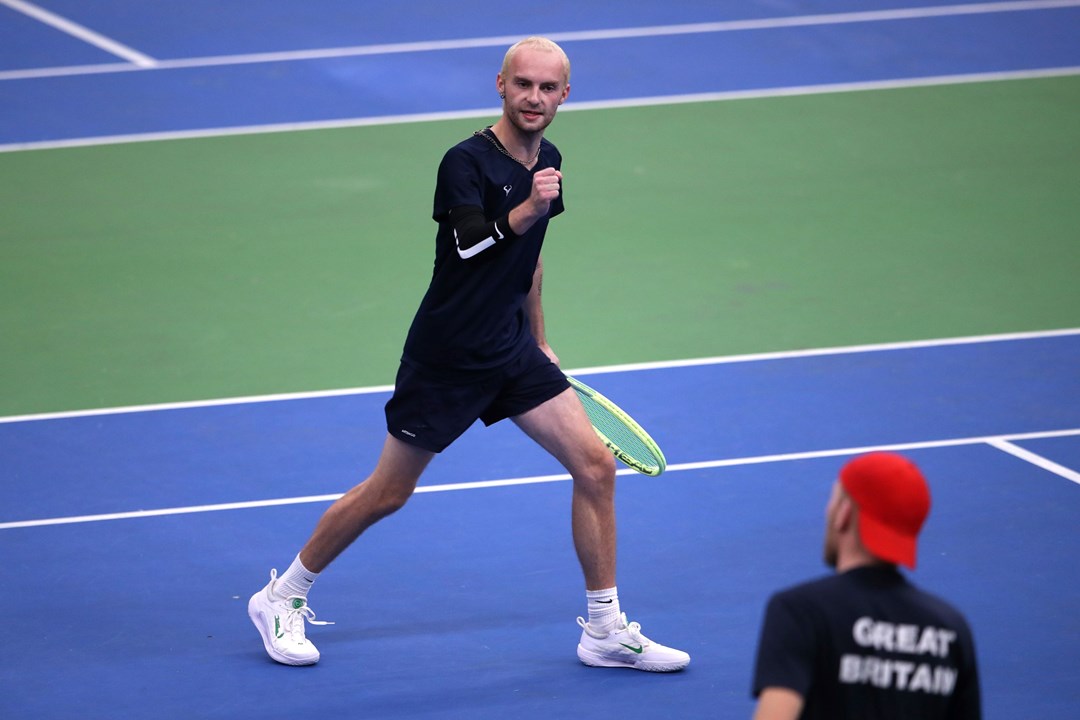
[
  {"x1": 276, "y1": 554, "x2": 319, "y2": 599},
  {"x1": 586, "y1": 587, "x2": 620, "y2": 632}
]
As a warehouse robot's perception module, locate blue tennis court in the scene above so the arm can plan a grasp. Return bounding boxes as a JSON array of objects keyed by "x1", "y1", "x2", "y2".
[
  {"x1": 2, "y1": 2, "x2": 1079, "y2": 718},
  {"x1": 3, "y1": 333, "x2": 1079, "y2": 718},
  {"x1": 4, "y1": 0, "x2": 1080, "y2": 148}
]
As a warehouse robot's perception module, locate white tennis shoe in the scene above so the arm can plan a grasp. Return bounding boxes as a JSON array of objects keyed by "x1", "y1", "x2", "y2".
[
  {"x1": 576, "y1": 613, "x2": 690, "y2": 672},
  {"x1": 248, "y1": 569, "x2": 332, "y2": 666}
]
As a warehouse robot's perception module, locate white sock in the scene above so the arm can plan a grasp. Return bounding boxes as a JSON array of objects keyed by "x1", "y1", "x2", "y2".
[
  {"x1": 275, "y1": 554, "x2": 319, "y2": 599},
  {"x1": 586, "y1": 587, "x2": 621, "y2": 632}
]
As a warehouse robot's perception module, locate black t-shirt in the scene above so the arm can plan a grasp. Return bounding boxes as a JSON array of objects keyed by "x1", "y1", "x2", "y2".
[
  {"x1": 401, "y1": 129, "x2": 564, "y2": 374},
  {"x1": 752, "y1": 566, "x2": 981, "y2": 720}
]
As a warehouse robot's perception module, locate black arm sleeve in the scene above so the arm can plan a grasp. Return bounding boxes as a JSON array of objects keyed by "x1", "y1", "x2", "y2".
[{"x1": 450, "y1": 206, "x2": 517, "y2": 259}]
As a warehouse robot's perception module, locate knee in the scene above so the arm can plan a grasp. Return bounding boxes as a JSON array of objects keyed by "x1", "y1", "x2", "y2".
[
  {"x1": 338, "y1": 475, "x2": 413, "y2": 522},
  {"x1": 573, "y1": 446, "x2": 617, "y2": 497},
  {"x1": 370, "y1": 481, "x2": 413, "y2": 518}
]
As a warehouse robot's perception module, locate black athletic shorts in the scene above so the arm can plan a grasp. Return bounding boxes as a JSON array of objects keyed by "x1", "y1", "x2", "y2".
[{"x1": 385, "y1": 343, "x2": 570, "y2": 453}]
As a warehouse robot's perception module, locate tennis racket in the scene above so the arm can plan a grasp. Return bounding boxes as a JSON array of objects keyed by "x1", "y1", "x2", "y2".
[{"x1": 567, "y1": 376, "x2": 667, "y2": 476}]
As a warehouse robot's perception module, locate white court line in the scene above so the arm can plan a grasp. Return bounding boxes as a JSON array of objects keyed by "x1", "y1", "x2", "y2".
[
  {"x1": 2, "y1": 327, "x2": 1077, "y2": 425},
  {"x1": 986, "y1": 439, "x2": 1080, "y2": 485},
  {"x1": 2, "y1": 0, "x2": 1077, "y2": 82},
  {"x1": 2, "y1": 428, "x2": 1078, "y2": 530},
  {"x1": 0, "y1": 383, "x2": 397, "y2": 425},
  {"x1": 0, "y1": 0, "x2": 156, "y2": 67},
  {"x1": 565, "y1": 327, "x2": 1080, "y2": 377},
  {"x1": 3, "y1": 65, "x2": 1078, "y2": 154},
  {"x1": 105, "y1": 0, "x2": 1080, "y2": 72}
]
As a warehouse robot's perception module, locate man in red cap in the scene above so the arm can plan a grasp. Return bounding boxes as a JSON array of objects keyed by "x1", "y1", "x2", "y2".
[{"x1": 750, "y1": 452, "x2": 981, "y2": 719}]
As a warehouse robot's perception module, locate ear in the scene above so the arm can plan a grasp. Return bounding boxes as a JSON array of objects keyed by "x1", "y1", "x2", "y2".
[
  {"x1": 496, "y1": 73, "x2": 505, "y2": 97},
  {"x1": 834, "y1": 495, "x2": 856, "y2": 533}
]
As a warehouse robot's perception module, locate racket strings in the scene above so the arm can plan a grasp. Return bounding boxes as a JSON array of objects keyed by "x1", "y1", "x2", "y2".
[{"x1": 577, "y1": 395, "x2": 663, "y2": 466}]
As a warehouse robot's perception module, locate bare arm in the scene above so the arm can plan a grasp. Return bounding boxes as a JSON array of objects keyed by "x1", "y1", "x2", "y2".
[
  {"x1": 525, "y1": 255, "x2": 559, "y2": 366},
  {"x1": 752, "y1": 688, "x2": 804, "y2": 720},
  {"x1": 518, "y1": 167, "x2": 562, "y2": 365}
]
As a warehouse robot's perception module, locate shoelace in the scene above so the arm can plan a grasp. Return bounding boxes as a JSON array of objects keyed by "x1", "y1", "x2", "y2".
[
  {"x1": 266, "y1": 569, "x2": 334, "y2": 641},
  {"x1": 279, "y1": 596, "x2": 333, "y2": 640}
]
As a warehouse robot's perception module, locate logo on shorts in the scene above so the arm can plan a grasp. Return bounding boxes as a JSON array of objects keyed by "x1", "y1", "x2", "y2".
[{"x1": 400, "y1": 429, "x2": 417, "y2": 438}]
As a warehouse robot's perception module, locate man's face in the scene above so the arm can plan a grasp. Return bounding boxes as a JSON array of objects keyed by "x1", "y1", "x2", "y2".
[{"x1": 498, "y1": 47, "x2": 570, "y2": 134}]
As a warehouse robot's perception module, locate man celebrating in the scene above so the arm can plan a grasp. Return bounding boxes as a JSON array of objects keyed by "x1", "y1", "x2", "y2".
[
  {"x1": 247, "y1": 37, "x2": 689, "y2": 674},
  {"x1": 751, "y1": 452, "x2": 981, "y2": 719}
]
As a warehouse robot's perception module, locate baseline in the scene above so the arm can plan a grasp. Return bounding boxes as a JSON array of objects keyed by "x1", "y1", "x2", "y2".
[
  {"x1": 3, "y1": 328, "x2": 1076, "y2": 425},
  {"x1": 3, "y1": 427, "x2": 1076, "y2": 531}
]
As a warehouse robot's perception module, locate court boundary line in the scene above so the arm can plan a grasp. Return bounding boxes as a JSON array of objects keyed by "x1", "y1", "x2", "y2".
[
  {"x1": 985, "y1": 438, "x2": 1080, "y2": 485},
  {"x1": 0, "y1": 0, "x2": 157, "y2": 67},
  {"x1": 3, "y1": 66, "x2": 1079, "y2": 154},
  {"x1": 2, "y1": 327, "x2": 1077, "y2": 425},
  {"x1": 3, "y1": 0, "x2": 1076, "y2": 82},
  {"x1": 2, "y1": 428, "x2": 1077, "y2": 530}
]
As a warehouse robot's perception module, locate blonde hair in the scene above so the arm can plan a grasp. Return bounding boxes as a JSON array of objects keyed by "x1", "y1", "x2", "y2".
[{"x1": 501, "y1": 37, "x2": 571, "y2": 83}]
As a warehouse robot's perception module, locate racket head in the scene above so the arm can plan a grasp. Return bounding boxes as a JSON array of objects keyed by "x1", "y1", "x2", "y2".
[{"x1": 567, "y1": 376, "x2": 667, "y2": 476}]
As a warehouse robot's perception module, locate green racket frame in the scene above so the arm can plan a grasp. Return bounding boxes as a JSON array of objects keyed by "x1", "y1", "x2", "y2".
[{"x1": 567, "y1": 376, "x2": 667, "y2": 476}]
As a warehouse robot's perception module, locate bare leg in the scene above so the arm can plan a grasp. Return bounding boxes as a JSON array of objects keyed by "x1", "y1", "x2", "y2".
[
  {"x1": 513, "y1": 387, "x2": 617, "y2": 590},
  {"x1": 298, "y1": 434, "x2": 435, "y2": 573}
]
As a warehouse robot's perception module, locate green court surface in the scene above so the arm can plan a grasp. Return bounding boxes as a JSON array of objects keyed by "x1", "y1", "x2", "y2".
[{"x1": 2, "y1": 76, "x2": 1078, "y2": 417}]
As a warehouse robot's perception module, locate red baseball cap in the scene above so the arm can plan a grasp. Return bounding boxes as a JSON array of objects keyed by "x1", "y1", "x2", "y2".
[{"x1": 839, "y1": 452, "x2": 931, "y2": 569}]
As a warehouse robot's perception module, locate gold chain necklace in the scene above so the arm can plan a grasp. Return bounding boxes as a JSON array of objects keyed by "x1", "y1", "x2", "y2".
[{"x1": 474, "y1": 129, "x2": 539, "y2": 168}]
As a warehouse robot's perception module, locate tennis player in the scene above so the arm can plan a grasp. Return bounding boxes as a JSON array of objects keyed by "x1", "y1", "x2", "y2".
[
  {"x1": 248, "y1": 36, "x2": 689, "y2": 673},
  {"x1": 751, "y1": 453, "x2": 981, "y2": 719}
]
